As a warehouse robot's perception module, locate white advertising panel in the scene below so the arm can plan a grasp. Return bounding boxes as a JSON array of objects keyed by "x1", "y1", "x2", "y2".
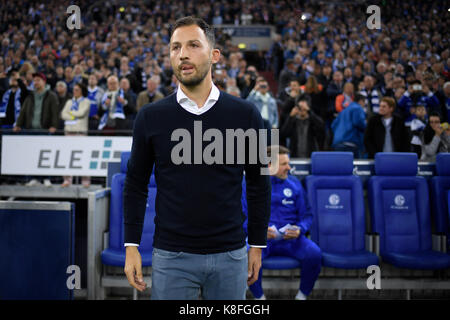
[{"x1": 1, "y1": 135, "x2": 132, "y2": 176}]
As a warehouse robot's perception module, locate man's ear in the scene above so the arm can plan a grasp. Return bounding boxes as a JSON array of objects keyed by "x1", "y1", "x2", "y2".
[{"x1": 211, "y1": 48, "x2": 221, "y2": 64}]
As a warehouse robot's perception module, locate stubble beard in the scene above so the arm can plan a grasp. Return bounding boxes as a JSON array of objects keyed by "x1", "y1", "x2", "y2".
[{"x1": 174, "y1": 58, "x2": 212, "y2": 88}]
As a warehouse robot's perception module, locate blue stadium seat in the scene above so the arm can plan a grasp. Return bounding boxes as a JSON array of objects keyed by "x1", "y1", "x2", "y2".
[
  {"x1": 368, "y1": 152, "x2": 450, "y2": 269},
  {"x1": 101, "y1": 152, "x2": 156, "y2": 267},
  {"x1": 430, "y1": 153, "x2": 450, "y2": 249},
  {"x1": 306, "y1": 152, "x2": 379, "y2": 269},
  {"x1": 262, "y1": 256, "x2": 301, "y2": 270}
]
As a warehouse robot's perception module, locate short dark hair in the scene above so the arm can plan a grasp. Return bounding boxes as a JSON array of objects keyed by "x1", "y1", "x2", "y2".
[
  {"x1": 428, "y1": 111, "x2": 442, "y2": 120},
  {"x1": 171, "y1": 16, "x2": 215, "y2": 48},
  {"x1": 267, "y1": 145, "x2": 290, "y2": 158},
  {"x1": 354, "y1": 93, "x2": 365, "y2": 104},
  {"x1": 295, "y1": 95, "x2": 310, "y2": 107}
]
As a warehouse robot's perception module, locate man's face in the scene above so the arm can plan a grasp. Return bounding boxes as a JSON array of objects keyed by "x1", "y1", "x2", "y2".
[
  {"x1": 33, "y1": 76, "x2": 44, "y2": 91},
  {"x1": 65, "y1": 67, "x2": 73, "y2": 80},
  {"x1": 333, "y1": 71, "x2": 343, "y2": 83},
  {"x1": 364, "y1": 76, "x2": 373, "y2": 89},
  {"x1": 56, "y1": 84, "x2": 66, "y2": 95},
  {"x1": 169, "y1": 25, "x2": 219, "y2": 88},
  {"x1": 147, "y1": 79, "x2": 156, "y2": 92},
  {"x1": 298, "y1": 101, "x2": 309, "y2": 119},
  {"x1": 444, "y1": 85, "x2": 450, "y2": 97},
  {"x1": 429, "y1": 116, "x2": 441, "y2": 131},
  {"x1": 378, "y1": 101, "x2": 393, "y2": 117},
  {"x1": 290, "y1": 80, "x2": 300, "y2": 92},
  {"x1": 415, "y1": 106, "x2": 426, "y2": 119},
  {"x1": 120, "y1": 78, "x2": 130, "y2": 91},
  {"x1": 88, "y1": 75, "x2": 97, "y2": 87},
  {"x1": 107, "y1": 77, "x2": 118, "y2": 91},
  {"x1": 259, "y1": 81, "x2": 269, "y2": 94},
  {"x1": 271, "y1": 154, "x2": 291, "y2": 180}
]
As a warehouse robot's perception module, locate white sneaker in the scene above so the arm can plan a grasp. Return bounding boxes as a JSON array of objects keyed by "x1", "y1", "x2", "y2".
[
  {"x1": 295, "y1": 290, "x2": 307, "y2": 300},
  {"x1": 254, "y1": 294, "x2": 266, "y2": 300},
  {"x1": 25, "y1": 179, "x2": 41, "y2": 187},
  {"x1": 43, "y1": 179, "x2": 52, "y2": 187}
]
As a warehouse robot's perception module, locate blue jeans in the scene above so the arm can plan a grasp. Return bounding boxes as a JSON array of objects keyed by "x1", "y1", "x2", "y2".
[
  {"x1": 151, "y1": 246, "x2": 248, "y2": 300},
  {"x1": 249, "y1": 235, "x2": 322, "y2": 298}
]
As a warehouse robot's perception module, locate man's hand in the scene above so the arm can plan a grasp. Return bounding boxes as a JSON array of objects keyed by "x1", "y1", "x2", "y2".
[
  {"x1": 247, "y1": 247, "x2": 262, "y2": 286},
  {"x1": 124, "y1": 246, "x2": 147, "y2": 292},
  {"x1": 49, "y1": 127, "x2": 57, "y2": 134},
  {"x1": 283, "y1": 227, "x2": 301, "y2": 240},
  {"x1": 117, "y1": 96, "x2": 125, "y2": 104},
  {"x1": 433, "y1": 125, "x2": 444, "y2": 137},
  {"x1": 267, "y1": 227, "x2": 276, "y2": 240},
  {"x1": 290, "y1": 106, "x2": 300, "y2": 117},
  {"x1": 13, "y1": 126, "x2": 21, "y2": 132}
]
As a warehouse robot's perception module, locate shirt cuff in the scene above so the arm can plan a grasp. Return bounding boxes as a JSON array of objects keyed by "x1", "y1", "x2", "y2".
[
  {"x1": 249, "y1": 244, "x2": 267, "y2": 248},
  {"x1": 124, "y1": 243, "x2": 139, "y2": 247}
]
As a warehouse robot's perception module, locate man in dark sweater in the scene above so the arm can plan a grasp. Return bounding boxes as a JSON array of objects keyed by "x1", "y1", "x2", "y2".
[{"x1": 123, "y1": 16, "x2": 271, "y2": 300}]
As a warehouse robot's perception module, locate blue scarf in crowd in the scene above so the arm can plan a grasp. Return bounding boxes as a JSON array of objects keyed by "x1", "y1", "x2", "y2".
[
  {"x1": 87, "y1": 87, "x2": 99, "y2": 118},
  {"x1": 64, "y1": 97, "x2": 85, "y2": 126},
  {"x1": 98, "y1": 89, "x2": 125, "y2": 130},
  {"x1": 0, "y1": 88, "x2": 21, "y2": 127}
]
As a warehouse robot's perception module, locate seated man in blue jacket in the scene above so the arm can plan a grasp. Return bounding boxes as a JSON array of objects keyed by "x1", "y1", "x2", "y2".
[{"x1": 242, "y1": 145, "x2": 322, "y2": 300}]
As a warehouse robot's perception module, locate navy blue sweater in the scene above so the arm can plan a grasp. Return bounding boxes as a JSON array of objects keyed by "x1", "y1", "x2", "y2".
[{"x1": 123, "y1": 91, "x2": 271, "y2": 254}]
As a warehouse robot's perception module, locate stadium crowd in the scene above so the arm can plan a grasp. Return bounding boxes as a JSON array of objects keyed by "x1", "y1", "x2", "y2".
[{"x1": 0, "y1": 0, "x2": 449, "y2": 168}]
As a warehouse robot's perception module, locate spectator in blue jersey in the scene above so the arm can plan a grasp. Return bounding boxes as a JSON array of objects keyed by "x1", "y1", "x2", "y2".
[
  {"x1": 86, "y1": 74, "x2": 104, "y2": 133},
  {"x1": 331, "y1": 94, "x2": 367, "y2": 158},
  {"x1": 359, "y1": 75, "x2": 381, "y2": 117},
  {"x1": 410, "y1": 102, "x2": 428, "y2": 158},
  {"x1": 242, "y1": 145, "x2": 322, "y2": 300},
  {"x1": 397, "y1": 79, "x2": 440, "y2": 126},
  {"x1": 98, "y1": 75, "x2": 128, "y2": 135},
  {"x1": 0, "y1": 71, "x2": 29, "y2": 129}
]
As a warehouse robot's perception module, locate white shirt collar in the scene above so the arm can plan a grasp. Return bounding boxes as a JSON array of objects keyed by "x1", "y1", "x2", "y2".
[{"x1": 176, "y1": 83, "x2": 220, "y2": 115}]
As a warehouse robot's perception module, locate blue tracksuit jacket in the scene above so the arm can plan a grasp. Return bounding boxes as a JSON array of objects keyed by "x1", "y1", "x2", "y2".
[{"x1": 242, "y1": 175, "x2": 313, "y2": 235}]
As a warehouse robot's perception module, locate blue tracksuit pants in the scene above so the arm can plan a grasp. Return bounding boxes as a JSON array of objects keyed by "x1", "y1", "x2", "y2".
[{"x1": 249, "y1": 235, "x2": 322, "y2": 298}]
